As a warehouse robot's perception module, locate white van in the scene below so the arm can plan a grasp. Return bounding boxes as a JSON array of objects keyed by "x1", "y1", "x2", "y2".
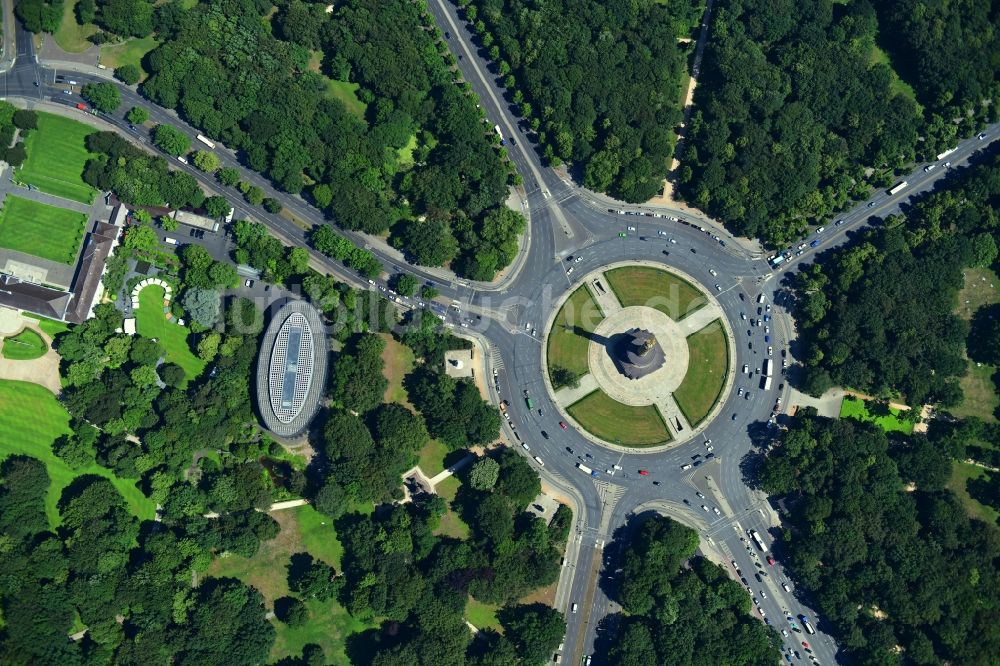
[
  {"x1": 571, "y1": 603, "x2": 578, "y2": 613},
  {"x1": 164, "y1": 237, "x2": 178, "y2": 245}
]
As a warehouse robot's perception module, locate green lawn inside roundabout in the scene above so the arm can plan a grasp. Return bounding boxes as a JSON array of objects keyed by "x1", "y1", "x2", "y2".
[
  {"x1": 566, "y1": 390, "x2": 670, "y2": 446},
  {"x1": 673, "y1": 320, "x2": 729, "y2": 426},
  {"x1": 546, "y1": 263, "x2": 731, "y2": 448},
  {"x1": 604, "y1": 266, "x2": 707, "y2": 320}
]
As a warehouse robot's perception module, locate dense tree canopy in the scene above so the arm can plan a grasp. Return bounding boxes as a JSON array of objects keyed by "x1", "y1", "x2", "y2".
[
  {"x1": 761, "y1": 414, "x2": 1000, "y2": 665},
  {"x1": 793, "y1": 152, "x2": 1000, "y2": 404},
  {"x1": 607, "y1": 515, "x2": 780, "y2": 665},
  {"x1": 459, "y1": 0, "x2": 701, "y2": 202}
]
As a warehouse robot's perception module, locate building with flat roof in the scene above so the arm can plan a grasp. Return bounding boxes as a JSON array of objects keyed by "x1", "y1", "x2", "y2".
[{"x1": 255, "y1": 300, "x2": 328, "y2": 437}]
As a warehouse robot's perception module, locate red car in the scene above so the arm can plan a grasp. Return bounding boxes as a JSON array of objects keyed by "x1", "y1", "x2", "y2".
[
  {"x1": 802, "y1": 641, "x2": 809, "y2": 649},
  {"x1": 638, "y1": 469, "x2": 649, "y2": 476},
  {"x1": 767, "y1": 555, "x2": 775, "y2": 566},
  {"x1": 559, "y1": 421, "x2": 568, "y2": 429}
]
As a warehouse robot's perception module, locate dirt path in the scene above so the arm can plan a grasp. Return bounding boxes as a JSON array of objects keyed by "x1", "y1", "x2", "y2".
[{"x1": 0, "y1": 321, "x2": 62, "y2": 394}]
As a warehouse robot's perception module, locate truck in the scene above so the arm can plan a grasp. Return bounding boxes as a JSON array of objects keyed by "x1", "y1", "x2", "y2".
[
  {"x1": 762, "y1": 359, "x2": 772, "y2": 377},
  {"x1": 196, "y1": 134, "x2": 216, "y2": 149},
  {"x1": 768, "y1": 254, "x2": 786, "y2": 268},
  {"x1": 576, "y1": 463, "x2": 599, "y2": 478},
  {"x1": 493, "y1": 124, "x2": 505, "y2": 146},
  {"x1": 888, "y1": 181, "x2": 908, "y2": 196},
  {"x1": 801, "y1": 617, "x2": 816, "y2": 635},
  {"x1": 749, "y1": 529, "x2": 768, "y2": 552},
  {"x1": 525, "y1": 397, "x2": 533, "y2": 410},
  {"x1": 936, "y1": 147, "x2": 956, "y2": 161}
]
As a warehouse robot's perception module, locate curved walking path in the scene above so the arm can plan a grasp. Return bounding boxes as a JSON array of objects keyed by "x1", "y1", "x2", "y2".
[{"x1": 0, "y1": 320, "x2": 61, "y2": 394}]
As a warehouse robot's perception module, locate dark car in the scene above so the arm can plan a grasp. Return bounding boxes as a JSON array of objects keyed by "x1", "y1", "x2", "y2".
[
  {"x1": 565, "y1": 447, "x2": 573, "y2": 454},
  {"x1": 540, "y1": 431, "x2": 549, "y2": 439}
]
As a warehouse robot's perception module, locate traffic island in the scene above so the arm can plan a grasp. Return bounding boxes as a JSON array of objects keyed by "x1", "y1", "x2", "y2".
[{"x1": 542, "y1": 262, "x2": 734, "y2": 450}]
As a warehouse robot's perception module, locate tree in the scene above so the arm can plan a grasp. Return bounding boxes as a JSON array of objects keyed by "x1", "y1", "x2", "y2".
[
  {"x1": 968, "y1": 303, "x2": 1000, "y2": 366},
  {"x1": 182, "y1": 288, "x2": 221, "y2": 327},
  {"x1": 203, "y1": 195, "x2": 231, "y2": 219},
  {"x1": 243, "y1": 184, "x2": 265, "y2": 206},
  {"x1": 123, "y1": 224, "x2": 159, "y2": 253},
  {"x1": 193, "y1": 150, "x2": 221, "y2": 173},
  {"x1": 159, "y1": 362, "x2": 186, "y2": 387},
  {"x1": 81, "y1": 82, "x2": 121, "y2": 113},
  {"x1": 274, "y1": 596, "x2": 309, "y2": 627},
  {"x1": 217, "y1": 167, "x2": 240, "y2": 187},
  {"x1": 498, "y1": 604, "x2": 565, "y2": 666},
  {"x1": 126, "y1": 106, "x2": 149, "y2": 125},
  {"x1": 12, "y1": 109, "x2": 37, "y2": 130},
  {"x1": 550, "y1": 366, "x2": 580, "y2": 390},
  {"x1": 153, "y1": 124, "x2": 191, "y2": 156},
  {"x1": 287, "y1": 552, "x2": 341, "y2": 601},
  {"x1": 196, "y1": 331, "x2": 221, "y2": 361},
  {"x1": 76, "y1": 0, "x2": 96, "y2": 23},
  {"x1": 114, "y1": 64, "x2": 141, "y2": 85},
  {"x1": 129, "y1": 336, "x2": 163, "y2": 365},
  {"x1": 394, "y1": 273, "x2": 418, "y2": 297},
  {"x1": 3, "y1": 144, "x2": 27, "y2": 168},
  {"x1": 468, "y1": 457, "x2": 500, "y2": 491},
  {"x1": 15, "y1": 0, "x2": 63, "y2": 34},
  {"x1": 262, "y1": 197, "x2": 282, "y2": 214}
]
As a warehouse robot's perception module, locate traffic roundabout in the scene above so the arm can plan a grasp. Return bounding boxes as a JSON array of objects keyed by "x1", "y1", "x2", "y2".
[{"x1": 540, "y1": 261, "x2": 735, "y2": 451}]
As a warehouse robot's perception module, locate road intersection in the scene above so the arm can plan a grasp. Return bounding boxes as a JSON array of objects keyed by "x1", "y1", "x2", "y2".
[{"x1": 3, "y1": 12, "x2": 998, "y2": 665}]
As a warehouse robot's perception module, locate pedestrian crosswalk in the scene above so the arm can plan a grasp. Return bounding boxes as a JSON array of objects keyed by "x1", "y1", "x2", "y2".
[{"x1": 489, "y1": 345, "x2": 506, "y2": 371}]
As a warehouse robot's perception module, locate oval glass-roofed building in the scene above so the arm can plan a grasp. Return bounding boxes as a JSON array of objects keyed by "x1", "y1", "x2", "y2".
[{"x1": 256, "y1": 300, "x2": 328, "y2": 437}]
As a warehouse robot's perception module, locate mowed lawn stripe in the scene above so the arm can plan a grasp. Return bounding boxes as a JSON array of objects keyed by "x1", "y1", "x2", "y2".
[
  {"x1": 18, "y1": 112, "x2": 98, "y2": 204},
  {"x1": 567, "y1": 390, "x2": 670, "y2": 446},
  {"x1": 604, "y1": 266, "x2": 706, "y2": 320},
  {"x1": 673, "y1": 319, "x2": 728, "y2": 426},
  {"x1": 547, "y1": 285, "x2": 604, "y2": 378},
  {"x1": 0, "y1": 196, "x2": 88, "y2": 264}
]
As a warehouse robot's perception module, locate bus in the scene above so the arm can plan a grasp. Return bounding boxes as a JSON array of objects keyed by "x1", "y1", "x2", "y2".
[
  {"x1": 196, "y1": 134, "x2": 216, "y2": 149},
  {"x1": 762, "y1": 359, "x2": 772, "y2": 377},
  {"x1": 749, "y1": 529, "x2": 768, "y2": 552},
  {"x1": 493, "y1": 124, "x2": 505, "y2": 146},
  {"x1": 888, "y1": 181, "x2": 908, "y2": 196},
  {"x1": 936, "y1": 147, "x2": 956, "y2": 161}
]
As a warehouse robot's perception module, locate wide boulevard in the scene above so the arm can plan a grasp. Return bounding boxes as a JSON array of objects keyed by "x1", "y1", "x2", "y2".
[{"x1": 3, "y1": 10, "x2": 998, "y2": 664}]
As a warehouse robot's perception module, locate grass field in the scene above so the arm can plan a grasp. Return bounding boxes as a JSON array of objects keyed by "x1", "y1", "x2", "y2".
[
  {"x1": 547, "y1": 285, "x2": 604, "y2": 378},
  {"x1": 396, "y1": 134, "x2": 418, "y2": 168},
  {"x1": 206, "y1": 505, "x2": 373, "y2": 664},
  {"x1": 380, "y1": 333, "x2": 415, "y2": 407},
  {"x1": 18, "y1": 112, "x2": 98, "y2": 204},
  {"x1": 0, "y1": 380, "x2": 155, "y2": 526},
  {"x1": 869, "y1": 45, "x2": 922, "y2": 112},
  {"x1": 947, "y1": 462, "x2": 999, "y2": 525},
  {"x1": 839, "y1": 397, "x2": 914, "y2": 434},
  {"x1": 325, "y1": 79, "x2": 367, "y2": 118},
  {"x1": 952, "y1": 267, "x2": 1000, "y2": 422},
  {"x1": 673, "y1": 320, "x2": 728, "y2": 426},
  {"x1": 466, "y1": 597, "x2": 502, "y2": 631},
  {"x1": 0, "y1": 196, "x2": 87, "y2": 264},
  {"x1": 23, "y1": 313, "x2": 71, "y2": 339},
  {"x1": 53, "y1": 0, "x2": 99, "y2": 53},
  {"x1": 417, "y1": 437, "x2": 449, "y2": 476},
  {"x1": 567, "y1": 390, "x2": 670, "y2": 446},
  {"x1": 2, "y1": 328, "x2": 47, "y2": 360},
  {"x1": 135, "y1": 285, "x2": 205, "y2": 384},
  {"x1": 99, "y1": 36, "x2": 159, "y2": 81},
  {"x1": 604, "y1": 266, "x2": 706, "y2": 320}
]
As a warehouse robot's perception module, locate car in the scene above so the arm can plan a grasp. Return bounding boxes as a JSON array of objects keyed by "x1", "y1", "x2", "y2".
[
  {"x1": 802, "y1": 642, "x2": 809, "y2": 649},
  {"x1": 768, "y1": 346, "x2": 773, "y2": 355},
  {"x1": 693, "y1": 459, "x2": 703, "y2": 466},
  {"x1": 782, "y1": 629, "x2": 789, "y2": 637},
  {"x1": 444, "y1": 31, "x2": 450, "y2": 38},
  {"x1": 978, "y1": 132, "x2": 988, "y2": 140},
  {"x1": 566, "y1": 267, "x2": 574, "y2": 275},
  {"x1": 571, "y1": 603, "x2": 578, "y2": 613},
  {"x1": 713, "y1": 506, "x2": 721, "y2": 515},
  {"x1": 627, "y1": 226, "x2": 636, "y2": 231},
  {"x1": 732, "y1": 413, "x2": 737, "y2": 421},
  {"x1": 669, "y1": 238, "x2": 677, "y2": 244},
  {"x1": 740, "y1": 312, "x2": 747, "y2": 320},
  {"x1": 765, "y1": 326, "x2": 770, "y2": 334},
  {"x1": 521, "y1": 443, "x2": 530, "y2": 451},
  {"x1": 767, "y1": 555, "x2": 776, "y2": 565},
  {"x1": 715, "y1": 284, "x2": 722, "y2": 292},
  {"x1": 638, "y1": 469, "x2": 649, "y2": 476},
  {"x1": 701, "y1": 505, "x2": 709, "y2": 512},
  {"x1": 575, "y1": 256, "x2": 583, "y2": 263},
  {"x1": 867, "y1": 201, "x2": 876, "y2": 208},
  {"x1": 782, "y1": 582, "x2": 790, "y2": 592},
  {"x1": 709, "y1": 269, "x2": 718, "y2": 276},
  {"x1": 618, "y1": 232, "x2": 626, "y2": 238},
  {"x1": 755, "y1": 573, "x2": 763, "y2": 582},
  {"x1": 565, "y1": 446, "x2": 573, "y2": 454},
  {"x1": 696, "y1": 491, "x2": 705, "y2": 499},
  {"x1": 743, "y1": 364, "x2": 749, "y2": 374},
  {"x1": 559, "y1": 421, "x2": 568, "y2": 429},
  {"x1": 809, "y1": 239, "x2": 820, "y2": 247},
  {"x1": 835, "y1": 219, "x2": 845, "y2": 226},
  {"x1": 753, "y1": 598, "x2": 760, "y2": 606},
  {"x1": 541, "y1": 431, "x2": 549, "y2": 439},
  {"x1": 745, "y1": 392, "x2": 752, "y2": 400},
  {"x1": 245, "y1": 279, "x2": 254, "y2": 288},
  {"x1": 652, "y1": 480, "x2": 661, "y2": 486},
  {"x1": 533, "y1": 456, "x2": 544, "y2": 467}
]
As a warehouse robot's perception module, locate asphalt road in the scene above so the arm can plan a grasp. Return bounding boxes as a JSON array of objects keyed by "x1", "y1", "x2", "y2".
[{"x1": 4, "y1": 14, "x2": 999, "y2": 665}]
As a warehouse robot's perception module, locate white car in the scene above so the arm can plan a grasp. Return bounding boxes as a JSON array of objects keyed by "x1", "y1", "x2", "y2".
[
  {"x1": 738, "y1": 387, "x2": 744, "y2": 396},
  {"x1": 782, "y1": 629, "x2": 789, "y2": 637},
  {"x1": 701, "y1": 505, "x2": 709, "y2": 512},
  {"x1": 575, "y1": 256, "x2": 583, "y2": 263},
  {"x1": 743, "y1": 364, "x2": 750, "y2": 374},
  {"x1": 740, "y1": 312, "x2": 747, "y2": 320},
  {"x1": 627, "y1": 226, "x2": 636, "y2": 231},
  {"x1": 715, "y1": 284, "x2": 722, "y2": 291},
  {"x1": 669, "y1": 238, "x2": 677, "y2": 244},
  {"x1": 781, "y1": 582, "x2": 790, "y2": 592},
  {"x1": 768, "y1": 346, "x2": 773, "y2": 356},
  {"x1": 709, "y1": 269, "x2": 718, "y2": 276},
  {"x1": 521, "y1": 443, "x2": 530, "y2": 451},
  {"x1": 759, "y1": 590, "x2": 767, "y2": 599},
  {"x1": 533, "y1": 456, "x2": 544, "y2": 467},
  {"x1": 681, "y1": 464, "x2": 692, "y2": 470},
  {"x1": 658, "y1": 230, "x2": 667, "y2": 236},
  {"x1": 696, "y1": 492, "x2": 705, "y2": 499},
  {"x1": 713, "y1": 506, "x2": 721, "y2": 515},
  {"x1": 816, "y1": 226, "x2": 825, "y2": 234},
  {"x1": 566, "y1": 267, "x2": 574, "y2": 275}
]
